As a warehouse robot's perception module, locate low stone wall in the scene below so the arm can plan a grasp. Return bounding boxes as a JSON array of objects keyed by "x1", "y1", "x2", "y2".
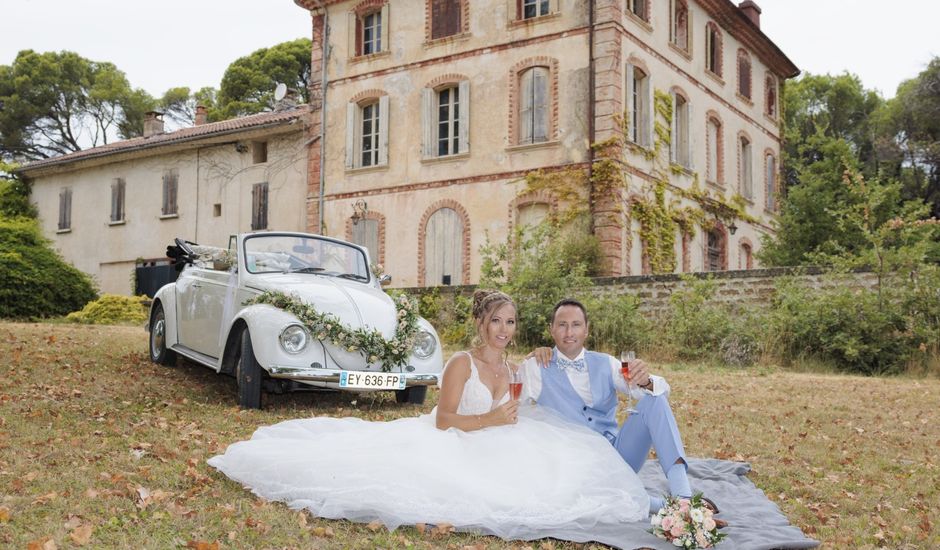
[{"x1": 402, "y1": 267, "x2": 879, "y2": 317}]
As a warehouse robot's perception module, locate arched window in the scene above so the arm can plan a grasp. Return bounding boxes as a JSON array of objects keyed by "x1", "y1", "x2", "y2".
[
  {"x1": 765, "y1": 74, "x2": 778, "y2": 118},
  {"x1": 765, "y1": 152, "x2": 777, "y2": 210},
  {"x1": 739, "y1": 242, "x2": 753, "y2": 270},
  {"x1": 345, "y1": 93, "x2": 389, "y2": 169},
  {"x1": 519, "y1": 66, "x2": 550, "y2": 144},
  {"x1": 705, "y1": 23, "x2": 722, "y2": 76},
  {"x1": 737, "y1": 50, "x2": 752, "y2": 100},
  {"x1": 671, "y1": 91, "x2": 691, "y2": 168},
  {"x1": 626, "y1": 63, "x2": 652, "y2": 147},
  {"x1": 706, "y1": 115, "x2": 723, "y2": 184},
  {"x1": 424, "y1": 207, "x2": 464, "y2": 285},
  {"x1": 671, "y1": 0, "x2": 690, "y2": 52},
  {"x1": 739, "y1": 134, "x2": 753, "y2": 199},
  {"x1": 705, "y1": 229, "x2": 726, "y2": 271}
]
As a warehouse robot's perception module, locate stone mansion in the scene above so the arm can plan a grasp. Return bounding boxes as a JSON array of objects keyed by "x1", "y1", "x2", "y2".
[{"x1": 22, "y1": 0, "x2": 797, "y2": 294}]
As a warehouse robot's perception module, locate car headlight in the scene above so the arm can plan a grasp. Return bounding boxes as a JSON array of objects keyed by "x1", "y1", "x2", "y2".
[
  {"x1": 413, "y1": 329, "x2": 436, "y2": 359},
  {"x1": 279, "y1": 324, "x2": 309, "y2": 354}
]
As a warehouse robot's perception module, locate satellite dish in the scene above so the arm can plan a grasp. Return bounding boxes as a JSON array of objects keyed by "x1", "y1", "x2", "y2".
[{"x1": 273, "y1": 83, "x2": 288, "y2": 101}]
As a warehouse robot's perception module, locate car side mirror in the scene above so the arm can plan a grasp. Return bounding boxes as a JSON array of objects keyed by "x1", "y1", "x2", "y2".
[{"x1": 379, "y1": 274, "x2": 392, "y2": 286}]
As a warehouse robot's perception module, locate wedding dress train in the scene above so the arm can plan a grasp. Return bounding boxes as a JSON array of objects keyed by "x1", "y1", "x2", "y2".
[{"x1": 208, "y1": 356, "x2": 649, "y2": 540}]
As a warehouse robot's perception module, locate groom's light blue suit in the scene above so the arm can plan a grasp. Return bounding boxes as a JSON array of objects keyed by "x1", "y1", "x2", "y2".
[{"x1": 537, "y1": 350, "x2": 687, "y2": 476}]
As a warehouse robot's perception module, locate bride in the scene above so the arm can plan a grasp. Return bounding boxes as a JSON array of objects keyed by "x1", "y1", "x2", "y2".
[{"x1": 208, "y1": 289, "x2": 649, "y2": 540}]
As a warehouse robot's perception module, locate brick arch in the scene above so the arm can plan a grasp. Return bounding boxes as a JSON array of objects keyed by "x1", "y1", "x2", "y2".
[
  {"x1": 426, "y1": 73, "x2": 469, "y2": 90},
  {"x1": 350, "y1": 88, "x2": 387, "y2": 104},
  {"x1": 625, "y1": 55, "x2": 651, "y2": 76},
  {"x1": 507, "y1": 189, "x2": 555, "y2": 235},
  {"x1": 669, "y1": 85, "x2": 690, "y2": 102},
  {"x1": 705, "y1": 109, "x2": 725, "y2": 185},
  {"x1": 737, "y1": 236, "x2": 754, "y2": 270},
  {"x1": 736, "y1": 48, "x2": 752, "y2": 100},
  {"x1": 417, "y1": 199, "x2": 471, "y2": 287},
  {"x1": 508, "y1": 56, "x2": 560, "y2": 145},
  {"x1": 344, "y1": 209, "x2": 386, "y2": 267},
  {"x1": 353, "y1": 0, "x2": 384, "y2": 15}
]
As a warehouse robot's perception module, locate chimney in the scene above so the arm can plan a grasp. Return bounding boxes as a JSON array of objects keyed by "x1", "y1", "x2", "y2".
[
  {"x1": 143, "y1": 111, "x2": 165, "y2": 137},
  {"x1": 194, "y1": 105, "x2": 208, "y2": 126},
  {"x1": 739, "y1": 0, "x2": 761, "y2": 28}
]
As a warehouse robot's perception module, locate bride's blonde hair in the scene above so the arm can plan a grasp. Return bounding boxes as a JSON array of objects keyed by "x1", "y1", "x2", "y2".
[{"x1": 470, "y1": 289, "x2": 516, "y2": 349}]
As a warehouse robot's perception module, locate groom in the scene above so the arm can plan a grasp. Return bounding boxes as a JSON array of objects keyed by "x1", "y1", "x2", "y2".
[{"x1": 521, "y1": 298, "x2": 704, "y2": 514}]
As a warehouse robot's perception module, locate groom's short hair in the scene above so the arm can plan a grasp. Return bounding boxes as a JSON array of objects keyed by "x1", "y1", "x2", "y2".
[{"x1": 551, "y1": 298, "x2": 589, "y2": 324}]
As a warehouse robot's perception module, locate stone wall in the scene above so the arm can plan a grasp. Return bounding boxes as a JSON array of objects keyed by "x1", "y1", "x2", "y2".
[{"x1": 403, "y1": 267, "x2": 879, "y2": 318}]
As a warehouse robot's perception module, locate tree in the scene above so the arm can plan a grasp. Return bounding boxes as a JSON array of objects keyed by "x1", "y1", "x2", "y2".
[
  {"x1": 0, "y1": 50, "x2": 156, "y2": 161},
  {"x1": 158, "y1": 86, "x2": 218, "y2": 129},
  {"x1": 0, "y1": 161, "x2": 36, "y2": 218},
  {"x1": 214, "y1": 39, "x2": 311, "y2": 120}
]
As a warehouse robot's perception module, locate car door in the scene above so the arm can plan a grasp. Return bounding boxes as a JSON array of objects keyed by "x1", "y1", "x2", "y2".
[{"x1": 176, "y1": 266, "x2": 229, "y2": 358}]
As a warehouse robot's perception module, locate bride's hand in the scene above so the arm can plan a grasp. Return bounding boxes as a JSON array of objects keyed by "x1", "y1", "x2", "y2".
[{"x1": 487, "y1": 400, "x2": 519, "y2": 425}]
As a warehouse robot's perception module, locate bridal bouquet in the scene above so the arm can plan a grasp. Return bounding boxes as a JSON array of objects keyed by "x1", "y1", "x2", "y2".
[{"x1": 650, "y1": 493, "x2": 726, "y2": 549}]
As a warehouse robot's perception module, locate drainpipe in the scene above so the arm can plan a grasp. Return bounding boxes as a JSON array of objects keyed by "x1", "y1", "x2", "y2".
[
  {"x1": 587, "y1": 0, "x2": 596, "y2": 233},
  {"x1": 317, "y1": 3, "x2": 330, "y2": 234}
]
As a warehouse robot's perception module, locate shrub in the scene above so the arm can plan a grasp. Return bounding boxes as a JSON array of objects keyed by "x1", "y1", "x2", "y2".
[
  {"x1": 0, "y1": 218, "x2": 97, "y2": 318},
  {"x1": 663, "y1": 276, "x2": 734, "y2": 360},
  {"x1": 66, "y1": 294, "x2": 149, "y2": 325},
  {"x1": 578, "y1": 292, "x2": 653, "y2": 355}
]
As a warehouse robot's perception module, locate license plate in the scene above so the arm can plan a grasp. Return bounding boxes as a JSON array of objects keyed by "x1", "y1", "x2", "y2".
[{"x1": 338, "y1": 371, "x2": 406, "y2": 390}]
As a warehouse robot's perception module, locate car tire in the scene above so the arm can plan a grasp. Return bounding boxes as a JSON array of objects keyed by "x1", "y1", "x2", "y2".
[
  {"x1": 149, "y1": 304, "x2": 177, "y2": 366},
  {"x1": 237, "y1": 330, "x2": 264, "y2": 410},
  {"x1": 395, "y1": 386, "x2": 427, "y2": 405}
]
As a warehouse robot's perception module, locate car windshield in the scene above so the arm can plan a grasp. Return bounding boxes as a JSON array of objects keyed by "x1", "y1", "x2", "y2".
[{"x1": 243, "y1": 234, "x2": 370, "y2": 281}]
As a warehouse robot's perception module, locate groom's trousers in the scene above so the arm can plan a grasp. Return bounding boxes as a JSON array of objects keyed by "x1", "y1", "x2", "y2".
[{"x1": 613, "y1": 393, "x2": 687, "y2": 474}]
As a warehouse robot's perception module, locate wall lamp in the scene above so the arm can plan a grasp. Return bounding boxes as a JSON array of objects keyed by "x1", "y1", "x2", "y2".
[{"x1": 351, "y1": 199, "x2": 368, "y2": 225}]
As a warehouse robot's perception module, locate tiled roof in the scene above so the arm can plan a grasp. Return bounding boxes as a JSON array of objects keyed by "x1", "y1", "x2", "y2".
[{"x1": 18, "y1": 107, "x2": 306, "y2": 173}]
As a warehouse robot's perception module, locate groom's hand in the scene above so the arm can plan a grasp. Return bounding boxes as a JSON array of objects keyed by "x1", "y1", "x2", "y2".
[
  {"x1": 628, "y1": 358, "x2": 651, "y2": 389},
  {"x1": 526, "y1": 347, "x2": 553, "y2": 367}
]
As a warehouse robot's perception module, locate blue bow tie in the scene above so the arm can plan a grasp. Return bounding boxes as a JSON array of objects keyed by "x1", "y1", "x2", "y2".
[{"x1": 556, "y1": 356, "x2": 586, "y2": 372}]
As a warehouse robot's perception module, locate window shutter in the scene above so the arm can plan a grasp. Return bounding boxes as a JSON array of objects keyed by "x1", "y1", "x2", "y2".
[
  {"x1": 118, "y1": 179, "x2": 125, "y2": 221},
  {"x1": 685, "y1": 101, "x2": 694, "y2": 169},
  {"x1": 380, "y1": 4, "x2": 389, "y2": 53},
  {"x1": 251, "y1": 184, "x2": 259, "y2": 229},
  {"x1": 533, "y1": 67, "x2": 548, "y2": 142},
  {"x1": 345, "y1": 103, "x2": 356, "y2": 169},
  {"x1": 625, "y1": 63, "x2": 635, "y2": 141},
  {"x1": 348, "y1": 12, "x2": 358, "y2": 57},
  {"x1": 59, "y1": 189, "x2": 67, "y2": 229},
  {"x1": 421, "y1": 88, "x2": 434, "y2": 158},
  {"x1": 645, "y1": 75, "x2": 655, "y2": 148},
  {"x1": 519, "y1": 69, "x2": 534, "y2": 144},
  {"x1": 378, "y1": 95, "x2": 389, "y2": 166},
  {"x1": 261, "y1": 183, "x2": 268, "y2": 229},
  {"x1": 670, "y1": 93, "x2": 678, "y2": 163},
  {"x1": 458, "y1": 80, "x2": 470, "y2": 154},
  {"x1": 65, "y1": 189, "x2": 71, "y2": 229}
]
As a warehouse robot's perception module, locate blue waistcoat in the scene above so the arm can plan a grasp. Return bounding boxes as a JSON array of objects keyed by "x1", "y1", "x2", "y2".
[{"x1": 538, "y1": 350, "x2": 619, "y2": 442}]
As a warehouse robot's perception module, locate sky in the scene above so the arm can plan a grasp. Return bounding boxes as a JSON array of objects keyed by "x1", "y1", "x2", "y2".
[{"x1": 2, "y1": 0, "x2": 939, "y2": 100}]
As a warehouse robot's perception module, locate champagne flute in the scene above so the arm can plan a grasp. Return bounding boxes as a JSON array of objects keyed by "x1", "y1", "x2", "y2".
[
  {"x1": 509, "y1": 368, "x2": 523, "y2": 401},
  {"x1": 620, "y1": 350, "x2": 638, "y2": 414}
]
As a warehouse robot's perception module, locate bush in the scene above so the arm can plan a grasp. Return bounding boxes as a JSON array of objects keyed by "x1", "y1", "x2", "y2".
[
  {"x1": 66, "y1": 294, "x2": 149, "y2": 325},
  {"x1": 768, "y1": 277, "x2": 910, "y2": 375},
  {"x1": 663, "y1": 276, "x2": 734, "y2": 360},
  {"x1": 578, "y1": 292, "x2": 653, "y2": 355},
  {"x1": 0, "y1": 218, "x2": 97, "y2": 318}
]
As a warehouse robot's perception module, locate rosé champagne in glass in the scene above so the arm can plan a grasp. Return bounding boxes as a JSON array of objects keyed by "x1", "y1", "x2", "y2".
[
  {"x1": 620, "y1": 350, "x2": 637, "y2": 413},
  {"x1": 509, "y1": 369, "x2": 523, "y2": 401}
]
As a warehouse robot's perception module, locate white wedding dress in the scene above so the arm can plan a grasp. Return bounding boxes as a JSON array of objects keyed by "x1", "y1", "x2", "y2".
[{"x1": 208, "y1": 355, "x2": 649, "y2": 540}]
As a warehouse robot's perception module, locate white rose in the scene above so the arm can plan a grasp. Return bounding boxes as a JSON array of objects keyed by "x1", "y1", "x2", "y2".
[{"x1": 690, "y1": 507, "x2": 704, "y2": 523}]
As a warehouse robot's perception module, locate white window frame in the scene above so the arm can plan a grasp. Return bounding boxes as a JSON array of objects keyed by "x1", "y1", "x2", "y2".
[
  {"x1": 626, "y1": 0, "x2": 648, "y2": 22},
  {"x1": 740, "y1": 136, "x2": 753, "y2": 199},
  {"x1": 422, "y1": 81, "x2": 470, "y2": 158},
  {"x1": 670, "y1": 0, "x2": 690, "y2": 52},
  {"x1": 705, "y1": 24, "x2": 722, "y2": 76},
  {"x1": 706, "y1": 117, "x2": 721, "y2": 184},
  {"x1": 625, "y1": 63, "x2": 653, "y2": 147},
  {"x1": 765, "y1": 153, "x2": 776, "y2": 210},
  {"x1": 348, "y1": 3, "x2": 389, "y2": 57},
  {"x1": 346, "y1": 96, "x2": 389, "y2": 169}
]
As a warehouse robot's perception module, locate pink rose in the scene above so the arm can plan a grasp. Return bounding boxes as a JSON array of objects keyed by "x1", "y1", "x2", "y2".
[
  {"x1": 670, "y1": 522, "x2": 687, "y2": 537},
  {"x1": 661, "y1": 515, "x2": 675, "y2": 531},
  {"x1": 696, "y1": 530, "x2": 710, "y2": 548},
  {"x1": 678, "y1": 499, "x2": 691, "y2": 514},
  {"x1": 703, "y1": 516, "x2": 716, "y2": 531}
]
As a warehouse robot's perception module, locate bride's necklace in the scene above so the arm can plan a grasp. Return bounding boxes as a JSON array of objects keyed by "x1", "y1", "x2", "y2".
[{"x1": 472, "y1": 351, "x2": 507, "y2": 378}]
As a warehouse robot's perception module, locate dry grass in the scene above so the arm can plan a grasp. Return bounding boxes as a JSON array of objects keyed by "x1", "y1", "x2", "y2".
[{"x1": 0, "y1": 322, "x2": 938, "y2": 549}]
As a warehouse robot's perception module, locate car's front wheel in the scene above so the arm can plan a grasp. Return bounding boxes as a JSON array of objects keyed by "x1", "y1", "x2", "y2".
[
  {"x1": 395, "y1": 386, "x2": 427, "y2": 405},
  {"x1": 236, "y1": 330, "x2": 263, "y2": 409},
  {"x1": 149, "y1": 304, "x2": 177, "y2": 367}
]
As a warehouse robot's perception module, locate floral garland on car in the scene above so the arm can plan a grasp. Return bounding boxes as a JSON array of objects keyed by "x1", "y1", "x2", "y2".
[
  {"x1": 650, "y1": 493, "x2": 726, "y2": 549},
  {"x1": 244, "y1": 290, "x2": 421, "y2": 371}
]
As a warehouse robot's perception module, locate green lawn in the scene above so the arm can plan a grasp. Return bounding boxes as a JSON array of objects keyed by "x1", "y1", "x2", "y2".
[{"x1": 0, "y1": 322, "x2": 937, "y2": 549}]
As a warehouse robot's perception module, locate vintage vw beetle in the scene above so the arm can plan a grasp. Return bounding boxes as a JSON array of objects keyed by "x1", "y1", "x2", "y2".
[{"x1": 147, "y1": 232, "x2": 442, "y2": 408}]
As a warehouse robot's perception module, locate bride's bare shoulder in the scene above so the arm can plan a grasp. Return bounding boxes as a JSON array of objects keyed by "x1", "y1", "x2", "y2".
[{"x1": 442, "y1": 351, "x2": 472, "y2": 380}]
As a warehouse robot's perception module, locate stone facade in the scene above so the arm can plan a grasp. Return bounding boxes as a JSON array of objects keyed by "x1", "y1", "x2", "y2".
[{"x1": 293, "y1": 0, "x2": 798, "y2": 287}]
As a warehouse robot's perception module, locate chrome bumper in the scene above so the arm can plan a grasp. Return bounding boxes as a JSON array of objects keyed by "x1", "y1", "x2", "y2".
[{"x1": 266, "y1": 365, "x2": 439, "y2": 387}]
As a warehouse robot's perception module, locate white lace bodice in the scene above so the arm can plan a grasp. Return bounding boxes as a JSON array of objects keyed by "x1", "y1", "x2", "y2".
[{"x1": 453, "y1": 352, "x2": 509, "y2": 416}]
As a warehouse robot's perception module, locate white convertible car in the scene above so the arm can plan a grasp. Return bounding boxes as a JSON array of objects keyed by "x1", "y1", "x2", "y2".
[{"x1": 147, "y1": 232, "x2": 443, "y2": 409}]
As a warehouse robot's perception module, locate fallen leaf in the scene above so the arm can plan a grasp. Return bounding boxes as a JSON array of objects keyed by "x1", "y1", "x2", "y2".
[
  {"x1": 63, "y1": 516, "x2": 82, "y2": 529},
  {"x1": 0, "y1": 506, "x2": 9, "y2": 522},
  {"x1": 186, "y1": 542, "x2": 219, "y2": 550},
  {"x1": 366, "y1": 520, "x2": 383, "y2": 532},
  {"x1": 32, "y1": 492, "x2": 57, "y2": 505},
  {"x1": 27, "y1": 537, "x2": 56, "y2": 550},
  {"x1": 70, "y1": 524, "x2": 93, "y2": 546},
  {"x1": 415, "y1": 523, "x2": 427, "y2": 535}
]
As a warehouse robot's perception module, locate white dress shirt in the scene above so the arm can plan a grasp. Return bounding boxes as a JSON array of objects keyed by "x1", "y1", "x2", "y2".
[{"x1": 520, "y1": 348, "x2": 669, "y2": 407}]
